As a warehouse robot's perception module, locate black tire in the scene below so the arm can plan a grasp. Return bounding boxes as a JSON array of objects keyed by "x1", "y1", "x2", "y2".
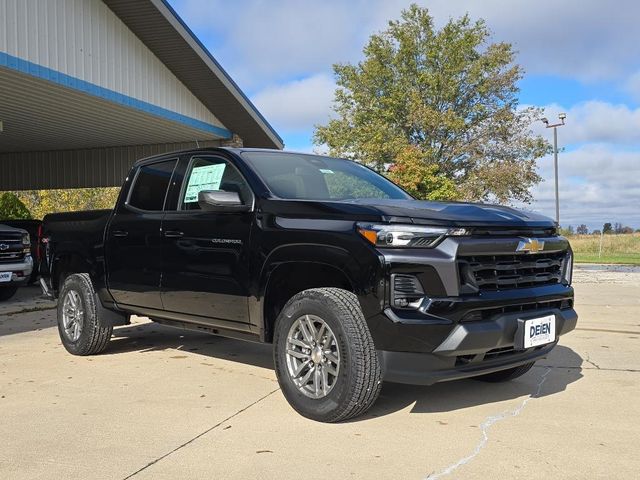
[
  {"x1": 273, "y1": 288, "x2": 382, "y2": 423},
  {"x1": 57, "y1": 273, "x2": 113, "y2": 355},
  {"x1": 475, "y1": 362, "x2": 536, "y2": 382},
  {"x1": 0, "y1": 286, "x2": 18, "y2": 302}
]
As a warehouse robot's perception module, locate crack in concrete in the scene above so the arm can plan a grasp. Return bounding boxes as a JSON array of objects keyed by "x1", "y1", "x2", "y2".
[
  {"x1": 424, "y1": 367, "x2": 552, "y2": 480},
  {"x1": 1, "y1": 304, "x2": 56, "y2": 316},
  {"x1": 122, "y1": 388, "x2": 280, "y2": 479},
  {"x1": 575, "y1": 327, "x2": 640, "y2": 335},
  {"x1": 585, "y1": 354, "x2": 601, "y2": 370},
  {"x1": 536, "y1": 364, "x2": 640, "y2": 373}
]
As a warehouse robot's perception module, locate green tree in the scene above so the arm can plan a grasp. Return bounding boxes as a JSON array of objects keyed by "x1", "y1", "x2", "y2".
[
  {"x1": 314, "y1": 4, "x2": 550, "y2": 203},
  {"x1": 386, "y1": 146, "x2": 459, "y2": 200},
  {"x1": 559, "y1": 225, "x2": 574, "y2": 237},
  {"x1": 576, "y1": 224, "x2": 589, "y2": 235},
  {"x1": 603, "y1": 223, "x2": 613, "y2": 234},
  {"x1": 0, "y1": 192, "x2": 32, "y2": 220},
  {"x1": 14, "y1": 188, "x2": 120, "y2": 219}
]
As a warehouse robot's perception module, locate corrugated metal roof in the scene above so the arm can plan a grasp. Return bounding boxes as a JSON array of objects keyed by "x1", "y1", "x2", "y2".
[
  {"x1": 0, "y1": 0, "x2": 228, "y2": 130},
  {"x1": 0, "y1": 67, "x2": 224, "y2": 152},
  {"x1": 103, "y1": 0, "x2": 284, "y2": 150}
]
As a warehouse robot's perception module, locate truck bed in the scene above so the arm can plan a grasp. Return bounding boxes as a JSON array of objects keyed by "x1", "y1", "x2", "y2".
[{"x1": 41, "y1": 209, "x2": 113, "y2": 281}]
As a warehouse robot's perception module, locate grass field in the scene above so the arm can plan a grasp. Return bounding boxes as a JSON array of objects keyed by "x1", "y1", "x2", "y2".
[{"x1": 568, "y1": 233, "x2": 640, "y2": 265}]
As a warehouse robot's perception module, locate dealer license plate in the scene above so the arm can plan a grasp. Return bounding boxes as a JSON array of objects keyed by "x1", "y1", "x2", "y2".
[
  {"x1": 0, "y1": 272, "x2": 12, "y2": 283},
  {"x1": 523, "y1": 315, "x2": 556, "y2": 348}
]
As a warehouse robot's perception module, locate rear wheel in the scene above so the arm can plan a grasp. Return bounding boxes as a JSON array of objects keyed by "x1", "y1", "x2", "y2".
[
  {"x1": 475, "y1": 362, "x2": 536, "y2": 382},
  {"x1": 57, "y1": 273, "x2": 113, "y2": 355},
  {"x1": 0, "y1": 286, "x2": 18, "y2": 302},
  {"x1": 273, "y1": 288, "x2": 382, "y2": 423}
]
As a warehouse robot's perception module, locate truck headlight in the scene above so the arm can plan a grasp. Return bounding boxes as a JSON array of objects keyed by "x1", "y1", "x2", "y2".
[
  {"x1": 562, "y1": 251, "x2": 573, "y2": 285},
  {"x1": 357, "y1": 223, "x2": 469, "y2": 248},
  {"x1": 22, "y1": 233, "x2": 31, "y2": 254}
]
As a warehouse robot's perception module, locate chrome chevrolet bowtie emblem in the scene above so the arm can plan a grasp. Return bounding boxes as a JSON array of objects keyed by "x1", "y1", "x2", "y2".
[
  {"x1": 516, "y1": 238, "x2": 545, "y2": 253},
  {"x1": 0, "y1": 244, "x2": 8, "y2": 251}
]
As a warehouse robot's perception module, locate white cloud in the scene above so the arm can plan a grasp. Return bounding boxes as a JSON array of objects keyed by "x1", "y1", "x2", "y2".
[
  {"x1": 250, "y1": 74, "x2": 335, "y2": 132},
  {"x1": 533, "y1": 101, "x2": 640, "y2": 146},
  {"x1": 173, "y1": 0, "x2": 640, "y2": 85},
  {"x1": 521, "y1": 144, "x2": 640, "y2": 230},
  {"x1": 438, "y1": 0, "x2": 640, "y2": 82}
]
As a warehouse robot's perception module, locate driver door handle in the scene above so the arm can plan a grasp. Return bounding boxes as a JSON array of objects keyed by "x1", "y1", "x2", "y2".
[
  {"x1": 112, "y1": 230, "x2": 128, "y2": 238},
  {"x1": 164, "y1": 230, "x2": 184, "y2": 238}
]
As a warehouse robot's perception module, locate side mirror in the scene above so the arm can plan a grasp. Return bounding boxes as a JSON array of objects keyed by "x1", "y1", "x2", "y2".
[{"x1": 197, "y1": 190, "x2": 251, "y2": 212}]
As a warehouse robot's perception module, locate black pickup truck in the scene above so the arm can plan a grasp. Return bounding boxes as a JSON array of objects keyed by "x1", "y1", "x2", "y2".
[{"x1": 40, "y1": 148, "x2": 577, "y2": 422}]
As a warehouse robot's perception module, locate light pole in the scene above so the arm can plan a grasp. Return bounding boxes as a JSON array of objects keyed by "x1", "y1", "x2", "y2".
[{"x1": 541, "y1": 113, "x2": 566, "y2": 225}]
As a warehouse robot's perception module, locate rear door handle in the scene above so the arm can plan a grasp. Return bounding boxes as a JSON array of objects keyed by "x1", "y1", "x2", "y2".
[
  {"x1": 163, "y1": 230, "x2": 184, "y2": 238},
  {"x1": 112, "y1": 230, "x2": 128, "y2": 238}
]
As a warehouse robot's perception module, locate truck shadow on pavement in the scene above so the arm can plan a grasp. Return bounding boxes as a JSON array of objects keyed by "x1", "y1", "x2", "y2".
[
  {"x1": 367, "y1": 345, "x2": 583, "y2": 418},
  {"x1": 108, "y1": 322, "x2": 583, "y2": 419},
  {"x1": 108, "y1": 322, "x2": 275, "y2": 370}
]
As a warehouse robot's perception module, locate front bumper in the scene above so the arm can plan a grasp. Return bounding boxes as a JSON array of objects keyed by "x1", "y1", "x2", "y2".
[
  {"x1": 378, "y1": 306, "x2": 577, "y2": 385},
  {"x1": 0, "y1": 256, "x2": 33, "y2": 287},
  {"x1": 362, "y1": 232, "x2": 577, "y2": 384}
]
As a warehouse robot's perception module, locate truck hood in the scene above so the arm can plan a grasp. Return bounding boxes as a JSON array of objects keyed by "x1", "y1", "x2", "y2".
[
  {"x1": 338, "y1": 199, "x2": 555, "y2": 228},
  {"x1": 265, "y1": 198, "x2": 555, "y2": 228},
  {"x1": 0, "y1": 223, "x2": 27, "y2": 234}
]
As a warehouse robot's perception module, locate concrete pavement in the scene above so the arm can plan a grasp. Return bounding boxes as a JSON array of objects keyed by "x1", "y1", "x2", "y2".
[{"x1": 1, "y1": 270, "x2": 638, "y2": 479}]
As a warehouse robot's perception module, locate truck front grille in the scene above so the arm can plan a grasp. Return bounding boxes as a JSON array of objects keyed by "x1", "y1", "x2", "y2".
[
  {"x1": 458, "y1": 251, "x2": 566, "y2": 292},
  {"x1": 0, "y1": 238, "x2": 25, "y2": 264}
]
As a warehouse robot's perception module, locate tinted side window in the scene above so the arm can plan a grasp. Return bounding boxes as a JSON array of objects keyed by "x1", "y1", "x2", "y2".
[
  {"x1": 128, "y1": 159, "x2": 177, "y2": 211},
  {"x1": 180, "y1": 156, "x2": 252, "y2": 210}
]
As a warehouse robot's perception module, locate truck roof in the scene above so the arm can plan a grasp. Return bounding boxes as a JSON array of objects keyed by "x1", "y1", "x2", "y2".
[{"x1": 132, "y1": 148, "x2": 323, "y2": 167}]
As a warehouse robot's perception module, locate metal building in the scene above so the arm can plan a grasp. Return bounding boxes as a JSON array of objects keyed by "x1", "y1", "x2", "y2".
[{"x1": 0, "y1": 0, "x2": 283, "y2": 191}]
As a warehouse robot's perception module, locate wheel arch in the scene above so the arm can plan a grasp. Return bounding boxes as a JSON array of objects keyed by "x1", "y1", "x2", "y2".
[
  {"x1": 255, "y1": 243, "x2": 382, "y2": 343},
  {"x1": 258, "y1": 242, "x2": 361, "y2": 343},
  {"x1": 53, "y1": 253, "x2": 93, "y2": 291}
]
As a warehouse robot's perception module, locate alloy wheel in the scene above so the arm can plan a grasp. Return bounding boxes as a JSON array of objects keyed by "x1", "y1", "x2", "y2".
[{"x1": 285, "y1": 314, "x2": 341, "y2": 399}]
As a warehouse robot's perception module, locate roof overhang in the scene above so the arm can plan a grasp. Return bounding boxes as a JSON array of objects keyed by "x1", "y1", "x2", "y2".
[
  {"x1": 103, "y1": 0, "x2": 284, "y2": 150},
  {"x1": 0, "y1": 60, "x2": 229, "y2": 152}
]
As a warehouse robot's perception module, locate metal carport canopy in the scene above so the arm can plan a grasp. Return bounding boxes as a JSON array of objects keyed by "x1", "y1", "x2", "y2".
[
  {"x1": 0, "y1": 0, "x2": 283, "y2": 191},
  {"x1": 103, "y1": 0, "x2": 283, "y2": 150}
]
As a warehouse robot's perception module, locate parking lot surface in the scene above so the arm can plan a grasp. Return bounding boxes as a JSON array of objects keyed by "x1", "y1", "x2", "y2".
[{"x1": 1, "y1": 269, "x2": 639, "y2": 479}]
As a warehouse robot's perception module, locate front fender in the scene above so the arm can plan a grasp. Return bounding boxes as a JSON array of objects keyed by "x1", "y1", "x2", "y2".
[{"x1": 249, "y1": 241, "x2": 386, "y2": 339}]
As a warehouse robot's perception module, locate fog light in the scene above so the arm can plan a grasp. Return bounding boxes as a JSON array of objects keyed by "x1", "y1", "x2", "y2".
[{"x1": 391, "y1": 274, "x2": 425, "y2": 309}]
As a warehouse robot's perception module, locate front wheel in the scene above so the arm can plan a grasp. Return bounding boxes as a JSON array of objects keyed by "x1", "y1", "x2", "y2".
[
  {"x1": 475, "y1": 362, "x2": 536, "y2": 382},
  {"x1": 273, "y1": 288, "x2": 382, "y2": 423},
  {"x1": 57, "y1": 273, "x2": 113, "y2": 355},
  {"x1": 0, "y1": 286, "x2": 18, "y2": 302}
]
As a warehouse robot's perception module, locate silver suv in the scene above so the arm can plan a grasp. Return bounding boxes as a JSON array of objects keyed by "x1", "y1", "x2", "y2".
[{"x1": 0, "y1": 224, "x2": 33, "y2": 301}]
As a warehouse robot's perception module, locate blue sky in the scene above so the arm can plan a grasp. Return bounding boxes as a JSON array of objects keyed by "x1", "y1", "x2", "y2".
[{"x1": 169, "y1": 0, "x2": 640, "y2": 231}]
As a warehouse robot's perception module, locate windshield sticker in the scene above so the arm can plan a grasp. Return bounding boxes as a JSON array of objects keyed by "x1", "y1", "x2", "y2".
[
  {"x1": 320, "y1": 169, "x2": 335, "y2": 174},
  {"x1": 184, "y1": 164, "x2": 226, "y2": 203}
]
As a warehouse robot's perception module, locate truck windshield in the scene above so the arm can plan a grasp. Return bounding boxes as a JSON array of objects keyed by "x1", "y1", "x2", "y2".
[{"x1": 241, "y1": 151, "x2": 411, "y2": 201}]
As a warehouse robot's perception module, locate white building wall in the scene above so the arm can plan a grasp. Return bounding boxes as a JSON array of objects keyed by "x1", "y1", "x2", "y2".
[{"x1": 0, "y1": 0, "x2": 225, "y2": 129}]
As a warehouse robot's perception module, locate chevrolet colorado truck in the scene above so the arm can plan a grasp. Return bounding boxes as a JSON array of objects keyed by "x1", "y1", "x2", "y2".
[
  {"x1": 0, "y1": 223, "x2": 33, "y2": 301},
  {"x1": 40, "y1": 148, "x2": 577, "y2": 422}
]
